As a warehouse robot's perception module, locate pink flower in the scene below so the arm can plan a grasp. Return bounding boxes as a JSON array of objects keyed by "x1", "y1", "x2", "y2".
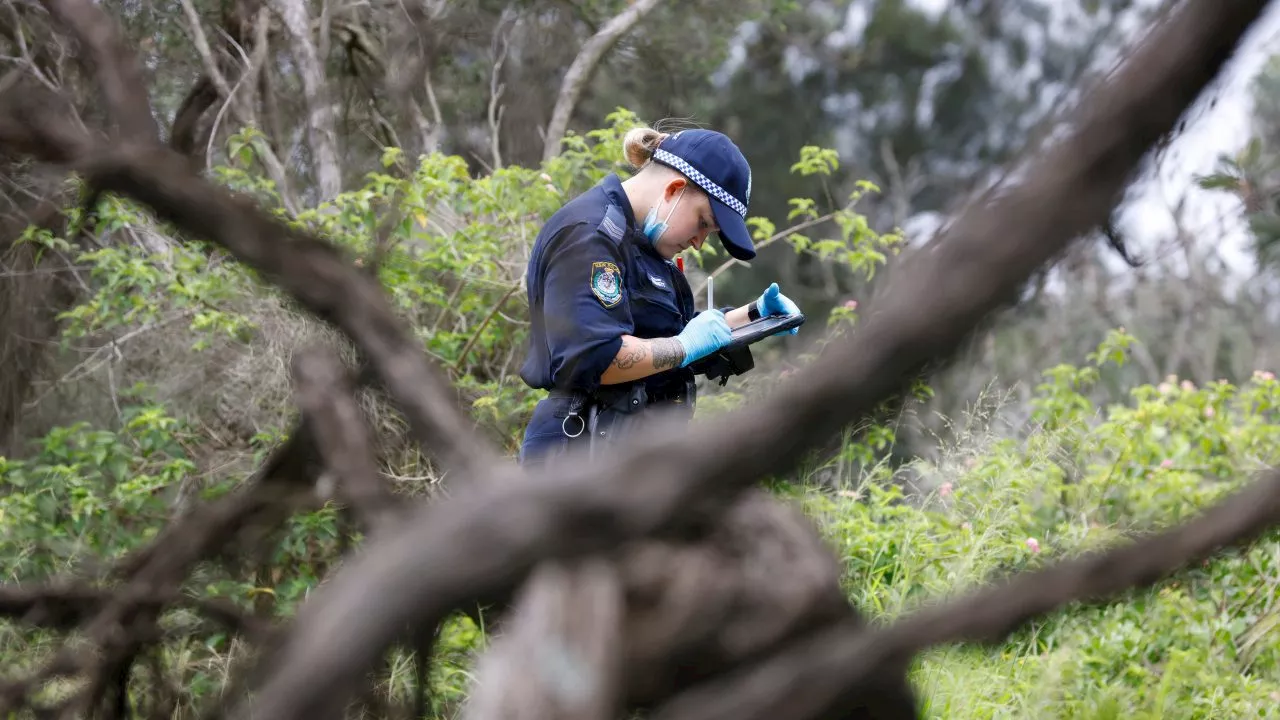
[
  {"x1": 1204, "y1": 407, "x2": 1215, "y2": 418},
  {"x1": 843, "y1": 300, "x2": 858, "y2": 310},
  {"x1": 939, "y1": 482, "x2": 953, "y2": 497},
  {"x1": 961, "y1": 522, "x2": 972, "y2": 531},
  {"x1": 1254, "y1": 370, "x2": 1275, "y2": 381},
  {"x1": 1160, "y1": 459, "x2": 1174, "y2": 469},
  {"x1": 1026, "y1": 537, "x2": 1040, "y2": 553},
  {"x1": 1158, "y1": 382, "x2": 1174, "y2": 394},
  {"x1": 1181, "y1": 380, "x2": 1196, "y2": 392}
]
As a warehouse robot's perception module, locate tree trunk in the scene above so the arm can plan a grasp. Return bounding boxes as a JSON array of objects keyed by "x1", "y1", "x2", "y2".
[{"x1": 273, "y1": 0, "x2": 343, "y2": 200}]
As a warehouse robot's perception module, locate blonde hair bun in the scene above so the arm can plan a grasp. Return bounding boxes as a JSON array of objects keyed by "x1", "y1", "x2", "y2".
[{"x1": 622, "y1": 126, "x2": 668, "y2": 169}]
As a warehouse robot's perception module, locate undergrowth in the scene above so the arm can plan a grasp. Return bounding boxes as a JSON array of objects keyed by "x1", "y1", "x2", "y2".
[{"x1": 2, "y1": 110, "x2": 1278, "y2": 717}]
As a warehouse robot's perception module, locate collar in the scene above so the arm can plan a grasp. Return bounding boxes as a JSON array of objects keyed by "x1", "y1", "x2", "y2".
[{"x1": 600, "y1": 173, "x2": 637, "y2": 228}]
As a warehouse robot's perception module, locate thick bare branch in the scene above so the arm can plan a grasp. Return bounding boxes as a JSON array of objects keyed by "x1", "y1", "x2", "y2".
[
  {"x1": 0, "y1": 583, "x2": 272, "y2": 640},
  {"x1": 226, "y1": 2, "x2": 1272, "y2": 716},
  {"x1": 461, "y1": 559, "x2": 625, "y2": 720},
  {"x1": 461, "y1": 486, "x2": 885, "y2": 718},
  {"x1": 169, "y1": 75, "x2": 220, "y2": 157},
  {"x1": 541, "y1": 0, "x2": 665, "y2": 162},
  {"x1": 38, "y1": 0, "x2": 157, "y2": 142},
  {"x1": 290, "y1": 344, "x2": 401, "y2": 531}
]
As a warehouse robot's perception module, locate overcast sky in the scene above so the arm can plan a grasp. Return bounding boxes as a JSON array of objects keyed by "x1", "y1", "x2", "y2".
[{"x1": 1114, "y1": 3, "x2": 1280, "y2": 278}]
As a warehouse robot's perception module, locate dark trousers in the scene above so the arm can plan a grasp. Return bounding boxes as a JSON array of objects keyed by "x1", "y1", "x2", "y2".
[{"x1": 518, "y1": 380, "x2": 695, "y2": 470}]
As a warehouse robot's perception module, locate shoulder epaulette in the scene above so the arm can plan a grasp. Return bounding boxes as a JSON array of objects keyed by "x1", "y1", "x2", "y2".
[{"x1": 598, "y1": 203, "x2": 627, "y2": 244}]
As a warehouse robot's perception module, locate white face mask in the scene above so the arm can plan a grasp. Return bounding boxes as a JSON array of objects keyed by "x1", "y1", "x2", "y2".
[{"x1": 642, "y1": 185, "x2": 686, "y2": 244}]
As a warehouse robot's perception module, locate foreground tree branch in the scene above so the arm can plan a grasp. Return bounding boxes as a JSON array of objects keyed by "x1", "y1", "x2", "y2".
[
  {"x1": 221, "y1": 2, "x2": 1272, "y2": 716},
  {"x1": 290, "y1": 344, "x2": 402, "y2": 531},
  {"x1": 0, "y1": 1, "x2": 1273, "y2": 718},
  {"x1": 38, "y1": 0, "x2": 157, "y2": 143}
]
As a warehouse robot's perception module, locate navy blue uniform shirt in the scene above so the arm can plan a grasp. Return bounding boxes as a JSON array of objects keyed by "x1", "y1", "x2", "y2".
[
  {"x1": 519, "y1": 173, "x2": 698, "y2": 397},
  {"x1": 518, "y1": 173, "x2": 701, "y2": 466}
]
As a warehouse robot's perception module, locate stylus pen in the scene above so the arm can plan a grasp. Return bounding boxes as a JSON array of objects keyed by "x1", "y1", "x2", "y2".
[{"x1": 707, "y1": 275, "x2": 714, "y2": 310}]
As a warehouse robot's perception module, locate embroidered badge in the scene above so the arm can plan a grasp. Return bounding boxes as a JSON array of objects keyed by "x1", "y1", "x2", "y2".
[
  {"x1": 648, "y1": 273, "x2": 668, "y2": 289},
  {"x1": 590, "y1": 261, "x2": 623, "y2": 308}
]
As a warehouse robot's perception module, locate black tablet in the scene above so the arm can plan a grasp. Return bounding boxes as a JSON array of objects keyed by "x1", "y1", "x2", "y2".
[{"x1": 725, "y1": 312, "x2": 805, "y2": 351}]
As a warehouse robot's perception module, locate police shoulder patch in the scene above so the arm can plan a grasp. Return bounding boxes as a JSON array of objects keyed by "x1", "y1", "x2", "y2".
[{"x1": 590, "y1": 261, "x2": 623, "y2": 308}]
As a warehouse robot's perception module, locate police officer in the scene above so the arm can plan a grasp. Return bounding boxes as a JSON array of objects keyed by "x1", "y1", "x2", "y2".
[{"x1": 517, "y1": 124, "x2": 803, "y2": 468}]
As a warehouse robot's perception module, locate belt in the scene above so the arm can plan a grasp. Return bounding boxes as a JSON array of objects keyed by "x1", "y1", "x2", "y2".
[{"x1": 546, "y1": 382, "x2": 689, "y2": 405}]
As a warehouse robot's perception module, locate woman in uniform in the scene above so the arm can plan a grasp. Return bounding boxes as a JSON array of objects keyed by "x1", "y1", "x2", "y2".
[{"x1": 517, "y1": 124, "x2": 803, "y2": 468}]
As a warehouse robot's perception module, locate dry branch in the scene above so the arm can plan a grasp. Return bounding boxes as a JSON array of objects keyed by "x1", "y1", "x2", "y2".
[
  {"x1": 38, "y1": 0, "x2": 157, "y2": 142},
  {"x1": 458, "y1": 486, "x2": 906, "y2": 720},
  {"x1": 290, "y1": 344, "x2": 402, "y2": 531},
  {"x1": 0, "y1": 583, "x2": 271, "y2": 640},
  {"x1": 541, "y1": 0, "x2": 665, "y2": 162},
  {"x1": 461, "y1": 558, "x2": 626, "y2": 720},
  {"x1": 221, "y1": 1, "x2": 1273, "y2": 716}
]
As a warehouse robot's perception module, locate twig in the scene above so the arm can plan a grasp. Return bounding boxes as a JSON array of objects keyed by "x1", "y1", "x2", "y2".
[
  {"x1": 690, "y1": 210, "x2": 845, "y2": 299},
  {"x1": 21, "y1": 308, "x2": 197, "y2": 411},
  {"x1": 487, "y1": 15, "x2": 511, "y2": 171},
  {"x1": 451, "y1": 282, "x2": 519, "y2": 372},
  {"x1": 178, "y1": 0, "x2": 235, "y2": 100}
]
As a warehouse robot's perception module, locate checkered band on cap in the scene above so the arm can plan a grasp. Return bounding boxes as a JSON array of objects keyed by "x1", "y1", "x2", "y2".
[{"x1": 652, "y1": 148, "x2": 747, "y2": 218}]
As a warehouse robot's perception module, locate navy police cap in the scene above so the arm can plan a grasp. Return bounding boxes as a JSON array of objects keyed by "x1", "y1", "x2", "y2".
[{"x1": 651, "y1": 129, "x2": 756, "y2": 262}]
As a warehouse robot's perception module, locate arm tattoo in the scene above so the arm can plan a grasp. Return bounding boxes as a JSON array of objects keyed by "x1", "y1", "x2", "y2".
[
  {"x1": 651, "y1": 337, "x2": 684, "y2": 371},
  {"x1": 613, "y1": 337, "x2": 648, "y2": 370}
]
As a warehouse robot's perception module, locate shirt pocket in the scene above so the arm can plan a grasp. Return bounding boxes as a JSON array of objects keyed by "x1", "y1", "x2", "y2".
[
  {"x1": 627, "y1": 270, "x2": 684, "y2": 336},
  {"x1": 630, "y1": 285, "x2": 684, "y2": 336}
]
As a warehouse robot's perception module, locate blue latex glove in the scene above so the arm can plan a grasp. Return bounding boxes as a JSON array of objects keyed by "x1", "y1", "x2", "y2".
[
  {"x1": 676, "y1": 309, "x2": 733, "y2": 367},
  {"x1": 756, "y1": 282, "x2": 801, "y2": 335}
]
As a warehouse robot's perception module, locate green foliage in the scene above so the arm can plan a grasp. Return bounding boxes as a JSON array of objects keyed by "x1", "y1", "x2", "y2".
[
  {"x1": 793, "y1": 335, "x2": 1280, "y2": 717},
  {"x1": 6, "y1": 109, "x2": 1280, "y2": 716},
  {"x1": 0, "y1": 401, "x2": 193, "y2": 580}
]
